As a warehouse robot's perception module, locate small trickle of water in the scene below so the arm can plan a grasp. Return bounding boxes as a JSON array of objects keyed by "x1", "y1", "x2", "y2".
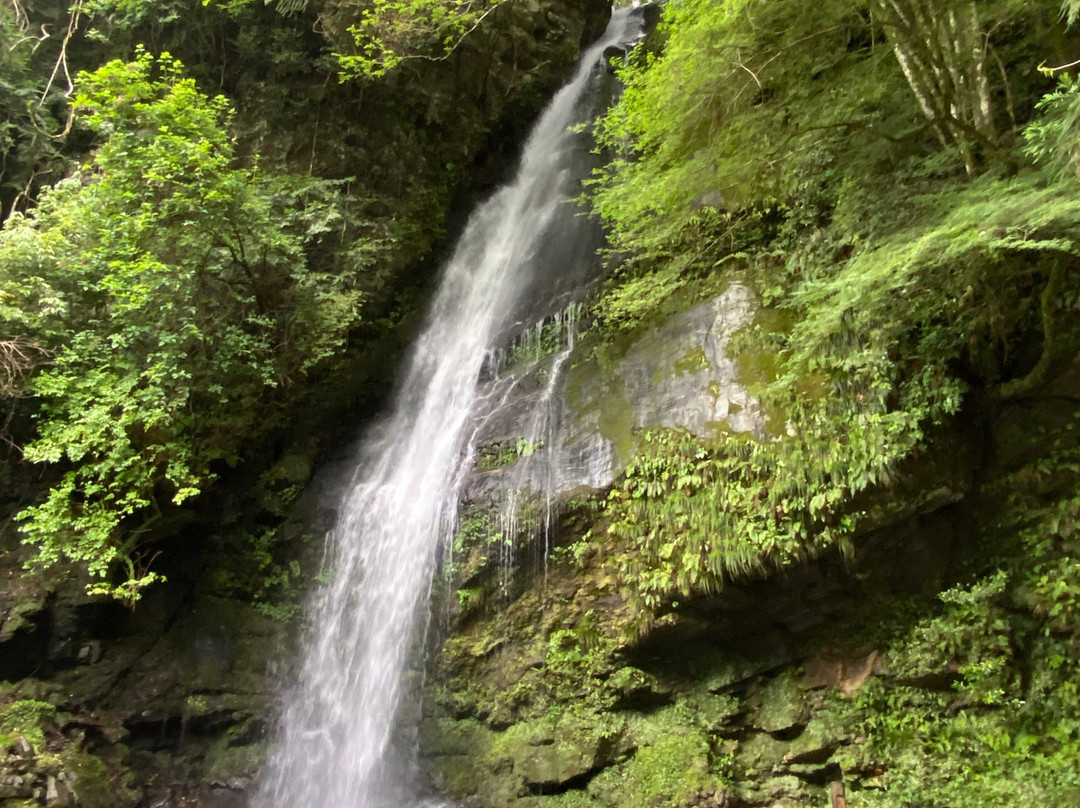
[
  {"x1": 489, "y1": 301, "x2": 587, "y2": 376},
  {"x1": 484, "y1": 305, "x2": 585, "y2": 594},
  {"x1": 256, "y1": 9, "x2": 645, "y2": 808}
]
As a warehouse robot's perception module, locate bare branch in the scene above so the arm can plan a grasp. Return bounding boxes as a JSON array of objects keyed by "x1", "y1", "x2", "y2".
[
  {"x1": 1038, "y1": 57, "x2": 1080, "y2": 75},
  {"x1": 736, "y1": 61, "x2": 762, "y2": 89},
  {"x1": 9, "y1": 0, "x2": 28, "y2": 31},
  {"x1": 390, "y1": 1, "x2": 505, "y2": 69},
  {"x1": 0, "y1": 338, "x2": 51, "y2": 397},
  {"x1": 36, "y1": 0, "x2": 83, "y2": 138}
]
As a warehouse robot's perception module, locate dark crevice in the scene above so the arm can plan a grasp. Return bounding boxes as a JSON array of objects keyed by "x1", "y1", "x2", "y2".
[
  {"x1": 525, "y1": 763, "x2": 610, "y2": 796},
  {"x1": 782, "y1": 742, "x2": 842, "y2": 767},
  {"x1": 767, "y1": 724, "x2": 807, "y2": 742},
  {"x1": 610, "y1": 688, "x2": 675, "y2": 712},
  {"x1": 94, "y1": 532, "x2": 211, "y2": 705},
  {"x1": 125, "y1": 715, "x2": 188, "y2": 753},
  {"x1": 0, "y1": 595, "x2": 52, "y2": 681},
  {"x1": 786, "y1": 760, "x2": 843, "y2": 786}
]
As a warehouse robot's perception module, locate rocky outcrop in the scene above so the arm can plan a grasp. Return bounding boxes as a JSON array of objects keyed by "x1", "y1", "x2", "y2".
[
  {"x1": 468, "y1": 284, "x2": 766, "y2": 507},
  {"x1": 421, "y1": 280, "x2": 1080, "y2": 808},
  {"x1": 422, "y1": 479, "x2": 971, "y2": 808},
  {"x1": 0, "y1": 546, "x2": 289, "y2": 808}
]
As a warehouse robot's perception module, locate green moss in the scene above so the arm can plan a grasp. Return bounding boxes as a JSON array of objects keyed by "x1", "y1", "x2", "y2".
[
  {"x1": 436, "y1": 754, "x2": 492, "y2": 798},
  {"x1": 596, "y1": 376, "x2": 635, "y2": 467},
  {"x1": 489, "y1": 713, "x2": 621, "y2": 786},
  {"x1": 672, "y1": 346, "x2": 709, "y2": 376},
  {"x1": 784, "y1": 712, "x2": 847, "y2": 763},
  {"x1": 626, "y1": 732, "x2": 716, "y2": 805},
  {"x1": 0, "y1": 698, "x2": 57, "y2": 749},
  {"x1": 680, "y1": 693, "x2": 741, "y2": 733},
  {"x1": 202, "y1": 737, "x2": 269, "y2": 782},
  {"x1": 60, "y1": 749, "x2": 139, "y2": 808},
  {"x1": 731, "y1": 774, "x2": 816, "y2": 807},
  {"x1": 448, "y1": 504, "x2": 498, "y2": 582},
  {"x1": 456, "y1": 586, "x2": 485, "y2": 616},
  {"x1": 476, "y1": 439, "x2": 543, "y2": 471},
  {"x1": 589, "y1": 728, "x2": 719, "y2": 808},
  {"x1": 526, "y1": 791, "x2": 604, "y2": 808},
  {"x1": 751, "y1": 670, "x2": 808, "y2": 733},
  {"x1": 734, "y1": 306, "x2": 815, "y2": 432},
  {"x1": 732, "y1": 732, "x2": 788, "y2": 777},
  {"x1": 422, "y1": 718, "x2": 492, "y2": 756},
  {"x1": 564, "y1": 361, "x2": 636, "y2": 467}
]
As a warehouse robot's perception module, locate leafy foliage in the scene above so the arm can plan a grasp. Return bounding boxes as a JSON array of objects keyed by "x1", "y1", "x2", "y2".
[
  {"x1": 1064, "y1": 0, "x2": 1080, "y2": 25},
  {"x1": 0, "y1": 4, "x2": 70, "y2": 218},
  {"x1": 0, "y1": 698, "x2": 58, "y2": 750},
  {"x1": 577, "y1": 0, "x2": 1080, "y2": 615},
  {"x1": 590, "y1": 0, "x2": 915, "y2": 268},
  {"x1": 831, "y1": 432, "x2": 1080, "y2": 805},
  {"x1": 333, "y1": 0, "x2": 506, "y2": 78},
  {"x1": 590, "y1": 168, "x2": 1080, "y2": 611},
  {"x1": 1025, "y1": 75, "x2": 1080, "y2": 180},
  {"x1": 0, "y1": 51, "x2": 361, "y2": 601},
  {"x1": 600, "y1": 429, "x2": 855, "y2": 612},
  {"x1": 613, "y1": 726, "x2": 719, "y2": 808},
  {"x1": 439, "y1": 2, "x2": 1080, "y2": 802}
]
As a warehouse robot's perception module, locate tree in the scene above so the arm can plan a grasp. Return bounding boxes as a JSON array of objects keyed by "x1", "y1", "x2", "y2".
[
  {"x1": 589, "y1": 0, "x2": 894, "y2": 266},
  {"x1": 0, "y1": 50, "x2": 360, "y2": 602},
  {"x1": 325, "y1": 0, "x2": 507, "y2": 77},
  {"x1": 870, "y1": 0, "x2": 997, "y2": 173},
  {"x1": 0, "y1": 3, "x2": 70, "y2": 218}
]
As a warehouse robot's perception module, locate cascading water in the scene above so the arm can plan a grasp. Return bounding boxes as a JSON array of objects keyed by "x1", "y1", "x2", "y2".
[
  {"x1": 474, "y1": 303, "x2": 587, "y2": 597},
  {"x1": 256, "y1": 9, "x2": 645, "y2": 808}
]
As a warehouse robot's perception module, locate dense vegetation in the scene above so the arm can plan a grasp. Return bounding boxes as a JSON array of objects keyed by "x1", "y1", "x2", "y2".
[
  {"x1": 2, "y1": 50, "x2": 367, "y2": 601},
  {"x1": 584, "y1": 0, "x2": 1080, "y2": 609},
  {"x1": 1, "y1": 1, "x2": 367, "y2": 601},
  {"x1": 577, "y1": 2, "x2": 1080, "y2": 801},
  {"x1": 429, "y1": 2, "x2": 1080, "y2": 807},
  {"x1": 6, "y1": 0, "x2": 1080, "y2": 804},
  {"x1": 0, "y1": 0, "x2": 572, "y2": 602}
]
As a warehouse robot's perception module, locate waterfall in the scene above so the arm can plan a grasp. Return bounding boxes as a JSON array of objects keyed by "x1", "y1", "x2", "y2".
[{"x1": 256, "y1": 9, "x2": 645, "y2": 808}]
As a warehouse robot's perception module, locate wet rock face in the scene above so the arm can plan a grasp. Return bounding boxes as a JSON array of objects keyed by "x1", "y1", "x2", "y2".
[
  {"x1": 0, "y1": 577, "x2": 50, "y2": 681},
  {"x1": 423, "y1": 488, "x2": 973, "y2": 808},
  {"x1": 0, "y1": 559, "x2": 285, "y2": 808},
  {"x1": 425, "y1": 276, "x2": 1006, "y2": 808},
  {"x1": 589, "y1": 284, "x2": 765, "y2": 442},
  {"x1": 468, "y1": 284, "x2": 766, "y2": 506},
  {"x1": 0, "y1": 478, "x2": 333, "y2": 807}
]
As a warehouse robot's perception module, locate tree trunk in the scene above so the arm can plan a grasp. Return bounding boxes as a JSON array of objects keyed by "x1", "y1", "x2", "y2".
[
  {"x1": 871, "y1": 0, "x2": 996, "y2": 172},
  {"x1": 830, "y1": 779, "x2": 848, "y2": 808}
]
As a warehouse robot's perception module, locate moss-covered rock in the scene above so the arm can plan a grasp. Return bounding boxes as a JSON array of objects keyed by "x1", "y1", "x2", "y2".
[
  {"x1": 749, "y1": 671, "x2": 809, "y2": 735},
  {"x1": 497, "y1": 713, "x2": 628, "y2": 789},
  {"x1": 782, "y1": 712, "x2": 848, "y2": 765},
  {"x1": 0, "y1": 686, "x2": 138, "y2": 808},
  {"x1": 0, "y1": 578, "x2": 47, "y2": 647},
  {"x1": 587, "y1": 728, "x2": 720, "y2": 808}
]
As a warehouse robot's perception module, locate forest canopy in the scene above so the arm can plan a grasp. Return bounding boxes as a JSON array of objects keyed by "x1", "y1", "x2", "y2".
[
  {"x1": 0, "y1": 0, "x2": 589, "y2": 600},
  {"x1": 1, "y1": 49, "x2": 360, "y2": 601},
  {"x1": 3, "y1": 0, "x2": 1080, "y2": 608}
]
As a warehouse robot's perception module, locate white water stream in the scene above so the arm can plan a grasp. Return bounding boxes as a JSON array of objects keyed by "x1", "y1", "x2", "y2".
[{"x1": 256, "y1": 9, "x2": 644, "y2": 807}]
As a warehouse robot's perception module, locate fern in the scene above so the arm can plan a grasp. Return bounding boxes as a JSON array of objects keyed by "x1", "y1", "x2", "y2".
[{"x1": 274, "y1": 0, "x2": 308, "y2": 16}]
